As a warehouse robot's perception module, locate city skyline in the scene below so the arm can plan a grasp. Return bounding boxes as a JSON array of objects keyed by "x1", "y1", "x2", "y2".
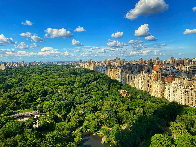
[{"x1": 0, "y1": 0, "x2": 196, "y2": 62}]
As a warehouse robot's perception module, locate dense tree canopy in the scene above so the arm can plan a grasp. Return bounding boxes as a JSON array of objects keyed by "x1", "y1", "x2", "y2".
[{"x1": 0, "y1": 65, "x2": 195, "y2": 147}]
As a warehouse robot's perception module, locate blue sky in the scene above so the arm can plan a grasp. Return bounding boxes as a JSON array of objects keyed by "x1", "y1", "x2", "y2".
[{"x1": 0, "y1": 0, "x2": 196, "y2": 62}]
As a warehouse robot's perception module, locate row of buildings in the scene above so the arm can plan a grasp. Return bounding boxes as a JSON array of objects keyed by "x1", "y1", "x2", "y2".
[
  {"x1": 0, "y1": 61, "x2": 79, "y2": 70},
  {"x1": 0, "y1": 61, "x2": 27, "y2": 70},
  {"x1": 80, "y1": 57, "x2": 196, "y2": 107}
]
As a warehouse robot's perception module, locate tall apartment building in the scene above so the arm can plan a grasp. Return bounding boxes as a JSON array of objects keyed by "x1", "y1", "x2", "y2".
[
  {"x1": 189, "y1": 58, "x2": 196, "y2": 77},
  {"x1": 80, "y1": 58, "x2": 196, "y2": 107},
  {"x1": 0, "y1": 63, "x2": 8, "y2": 70}
]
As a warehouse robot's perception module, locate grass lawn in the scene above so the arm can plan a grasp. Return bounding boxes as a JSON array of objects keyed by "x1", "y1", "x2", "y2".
[
  {"x1": 5, "y1": 108, "x2": 35, "y2": 116},
  {"x1": 18, "y1": 109, "x2": 34, "y2": 113}
]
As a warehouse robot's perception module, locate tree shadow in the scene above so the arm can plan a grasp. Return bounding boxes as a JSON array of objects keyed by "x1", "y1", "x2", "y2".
[
  {"x1": 114, "y1": 101, "x2": 184, "y2": 147},
  {"x1": 80, "y1": 145, "x2": 92, "y2": 147}
]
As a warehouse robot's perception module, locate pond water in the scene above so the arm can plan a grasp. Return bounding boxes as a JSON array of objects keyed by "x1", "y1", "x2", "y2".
[{"x1": 80, "y1": 133, "x2": 115, "y2": 147}]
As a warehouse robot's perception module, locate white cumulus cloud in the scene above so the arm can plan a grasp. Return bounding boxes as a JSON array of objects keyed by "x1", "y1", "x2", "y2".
[
  {"x1": 17, "y1": 51, "x2": 27, "y2": 56},
  {"x1": 129, "y1": 49, "x2": 151, "y2": 55},
  {"x1": 5, "y1": 51, "x2": 16, "y2": 56},
  {"x1": 74, "y1": 50, "x2": 80, "y2": 52},
  {"x1": 126, "y1": 0, "x2": 169, "y2": 20},
  {"x1": 1, "y1": 49, "x2": 37, "y2": 57},
  {"x1": 97, "y1": 49, "x2": 106, "y2": 53},
  {"x1": 108, "y1": 48, "x2": 116, "y2": 51},
  {"x1": 20, "y1": 32, "x2": 32, "y2": 37},
  {"x1": 193, "y1": 7, "x2": 196, "y2": 12},
  {"x1": 15, "y1": 42, "x2": 29, "y2": 49},
  {"x1": 142, "y1": 50, "x2": 151, "y2": 55},
  {"x1": 31, "y1": 35, "x2": 45, "y2": 42},
  {"x1": 40, "y1": 47, "x2": 54, "y2": 52},
  {"x1": 108, "y1": 39, "x2": 114, "y2": 42},
  {"x1": 0, "y1": 34, "x2": 16, "y2": 46},
  {"x1": 183, "y1": 29, "x2": 196, "y2": 34},
  {"x1": 128, "y1": 39, "x2": 146, "y2": 50},
  {"x1": 74, "y1": 26, "x2": 86, "y2": 32},
  {"x1": 72, "y1": 39, "x2": 83, "y2": 46},
  {"x1": 145, "y1": 35, "x2": 158, "y2": 41},
  {"x1": 154, "y1": 50, "x2": 160, "y2": 55},
  {"x1": 64, "y1": 50, "x2": 69, "y2": 56},
  {"x1": 135, "y1": 24, "x2": 151, "y2": 37},
  {"x1": 92, "y1": 47, "x2": 100, "y2": 50},
  {"x1": 128, "y1": 40, "x2": 136, "y2": 44},
  {"x1": 30, "y1": 43, "x2": 40, "y2": 49},
  {"x1": 15, "y1": 51, "x2": 37, "y2": 57},
  {"x1": 128, "y1": 40, "x2": 143, "y2": 44},
  {"x1": 132, "y1": 44, "x2": 145, "y2": 50},
  {"x1": 0, "y1": 49, "x2": 15, "y2": 55},
  {"x1": 111, "y1": 31, "x2": 123, "y2": 39},
  {"x1": 130, "y1": 51, "x2": 138, "y2": 55},
  {"x1": 45, "y1": 28, "x2": 73, "y2": 38},
  {"x1": 38, "y1": 47, "x2": 61, "y2": 56},
  {"x1": 178, "y1": 53, "x2": 184, "y2": 55},
  {"x1": 80, "y1": 52, "x2": 88, "y2": 56},
  {"x1": 107, "y1": 40, "x2": 127, "y2": 48},
  {"x1": 21, "y1": 20, "x2": 33, "y2": 26}
]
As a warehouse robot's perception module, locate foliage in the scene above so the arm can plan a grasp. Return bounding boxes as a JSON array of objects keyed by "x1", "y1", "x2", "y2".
[{"x1": 0, "y1": 65, "x2": 196, "y2": 147}]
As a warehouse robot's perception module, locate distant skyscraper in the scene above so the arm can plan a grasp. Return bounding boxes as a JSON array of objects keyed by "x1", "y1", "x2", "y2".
[
  {"x1": 116, "y1": 57, "x2": 120, "y2": 63},
  {"x1": 171, "y1": 56, "x2": 175, "y2": 65}
]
